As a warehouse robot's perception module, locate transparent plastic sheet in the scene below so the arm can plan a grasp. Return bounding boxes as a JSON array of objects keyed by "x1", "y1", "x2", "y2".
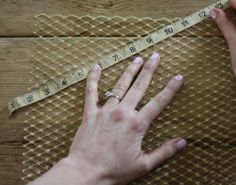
[{"x1": 22, "y1": 12, "x2": 236, "y2": 184}]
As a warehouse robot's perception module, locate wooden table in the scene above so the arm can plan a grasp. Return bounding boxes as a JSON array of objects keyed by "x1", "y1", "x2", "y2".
[{"x1": 0, "y1": 0, "x2": 217, "y2": 184}]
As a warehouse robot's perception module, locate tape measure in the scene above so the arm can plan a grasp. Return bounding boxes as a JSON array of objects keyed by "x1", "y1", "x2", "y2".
[{"x1": 8, "y1": 0, "x2": 230, "y2": 114}]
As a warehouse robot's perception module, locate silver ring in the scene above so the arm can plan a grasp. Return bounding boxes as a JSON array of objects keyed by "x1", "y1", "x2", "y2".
[{"x1": 105, "y1": 91, "x2": 121, "y2": 102}]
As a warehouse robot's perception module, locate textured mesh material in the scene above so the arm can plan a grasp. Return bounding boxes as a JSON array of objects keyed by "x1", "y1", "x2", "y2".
[{"x1": 22, "y1": 13, "x2": 236, "y2": 184}]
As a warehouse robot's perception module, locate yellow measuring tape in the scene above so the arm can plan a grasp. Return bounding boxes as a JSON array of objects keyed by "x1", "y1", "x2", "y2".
[{"x1": 8, "y1": 0, "x2": 230, "y2": 114}]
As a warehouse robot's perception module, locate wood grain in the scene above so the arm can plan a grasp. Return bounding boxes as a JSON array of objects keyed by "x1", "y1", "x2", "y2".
[
  {"x1": 0, "y1": 38, "x2": 33, "y2": 185},
  {"x1": 0, "y1": 0, "x2": 217, "y2": 36},
  {"x1": 0, "y1": 0, "x2": 230, "y2": 185}
]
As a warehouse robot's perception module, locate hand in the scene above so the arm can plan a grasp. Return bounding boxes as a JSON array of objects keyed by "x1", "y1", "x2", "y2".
[
  {"x1": 210, "y1": 0, "x2": 236, "y2": 77},
  {"x1": 68, "y1": 53, "x2": 186, "y2": 185},
  {"x1": 29, "y1": 53, "x2": 186, "y2": 185}
]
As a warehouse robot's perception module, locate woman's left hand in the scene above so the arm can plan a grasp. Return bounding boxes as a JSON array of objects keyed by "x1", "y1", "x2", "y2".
[{"x1": 30, "y1": 53, "x2": 186, "y2": 185}]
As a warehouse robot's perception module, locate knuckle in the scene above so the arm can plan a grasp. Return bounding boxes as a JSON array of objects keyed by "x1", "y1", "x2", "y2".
[
  {"x1": 162, "y1": 143, "x2": 177, "y2": 159},
  {"x1": 114, "y1": 82, "x2": 129, "y2": 93},
  {"x1": 145, "y1": 108, "x2": 157, "y2": 120},
  {"x1": 86, "y1": 87, "x2": 95, "y2": 95},
  {"x1": 87, "y1": 72, "x2": 97, "y2": 82},
  {"x1": 154, "y1": 94, "x2": 169, "y2": 107},
  {"x1": 97, "y1": 109, "x2": 106, "y2": 118},
  {"x1": 129, "y1": 118, "x2": 144, "y2": 132},
  {"x1": 134, "y1": 80, "x2": 146, "y2": 91},
  {"x1": 143, "y1": 62, "x2": 154, "y2": 71},
  {"x1": 125, "y1": 65, "x2": 137, "y2": 76},
  {"x1": 110, "y1": 107, "x2": 126, "y2": 122},
  {"x1": 83, "y1": 109, "x2": 97, "y2": 122},
  {"x1": 139, "y1": 159, "x2": 151, "y2": 173},
  {"x1": 218, "y1": 12, "x2": 228, "y2": 25},
  {"x1": 166, "y1": 82, "x2": 178, "y2": 93},
  {"x1": 86, "y1": 82, "x2": 96, "y2": 94}
]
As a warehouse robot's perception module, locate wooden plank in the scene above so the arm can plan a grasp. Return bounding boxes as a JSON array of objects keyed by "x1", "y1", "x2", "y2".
[
  {"x1": 0, "y1": 38, "x2": 32, "y2": 110},
  {"x1": 0, "y1": 0, "x2": 217, "y2": 36},
  {"x1": 0, "y1": 38, "x2": 33, "y2": 185},
  {"x1": 0, "y1": 120, "x2": 25, "y2": 185},
  {"x1": 2, "y1": 36, "x2": 229, "y2": 113},
  {"x1": 0, "y1": 0, "x2": 231, "y2": 184},
  {"x1": 0, "y1": 26, "x2": 235, "y2": 185}
]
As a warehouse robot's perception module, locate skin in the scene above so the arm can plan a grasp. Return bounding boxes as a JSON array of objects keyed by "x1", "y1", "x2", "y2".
[{"x1": 29, "y1": 1, "x2": 236, "y2": 184}]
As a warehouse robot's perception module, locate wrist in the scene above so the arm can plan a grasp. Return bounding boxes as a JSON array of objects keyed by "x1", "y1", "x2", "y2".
[
  {"x1": 29, "y1": 156, "x2": 112, "y2": 185},
  {"x1": 62, "y1": 155, "x2": 127, "y2": 185},
  {"x1": 56, "y1": 156, "x2": 112, "y2": 185}
]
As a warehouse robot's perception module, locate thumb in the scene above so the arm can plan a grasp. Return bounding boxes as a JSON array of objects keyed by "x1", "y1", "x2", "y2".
[
  {"x1": 142, "y1": 138, "x2": 187, "y2": 172},
  {"x1": 209, "y1": 3, "x2": 236, "y2": 75},
  {"x1": 209, "y1": 4, "x2": 236, "y2": 47}
]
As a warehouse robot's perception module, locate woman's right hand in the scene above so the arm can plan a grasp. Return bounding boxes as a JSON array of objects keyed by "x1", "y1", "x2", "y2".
[{"x1": 210, "y1": 0, "x2": 236, "y2": 77}]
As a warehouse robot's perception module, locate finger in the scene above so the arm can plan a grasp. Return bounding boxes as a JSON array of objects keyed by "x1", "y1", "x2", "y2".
[
  {"x1": 209, "y1": 7, "x2": 236, "y2": 75},
  {"x1": 230, "y1": 0, "x2": 236, "y2": 10},
  {"x1": 122, "y1": 52, "x2": 160, "y2": 108},
  {"x1": 142, "y1": 138, "x2": 187, "y2": 172},
  {"x1": 105, "y1": 57, "x2": 144, "y2": 107},
  {"x1": 139, "y1": 75, "x2": 183, "y2": 126},
  {"x1": 209, "y1": 7, "x2": 236, "y2": 47},
  {"x1": 85, "y1": 64, "x2": 101, "y2": 110}
]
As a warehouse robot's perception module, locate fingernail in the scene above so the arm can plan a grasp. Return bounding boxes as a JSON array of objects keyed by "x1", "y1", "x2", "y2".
[
  {"x1": 150, "y1": 52, "x2": 160, "y2": 64},
  {"x1": 133, "y1": 57, "x2": 143, "y2": 64},
  {"x1": 175, "y1": 74, "x2": 183, "y2": 81},
  {"x1": 209, "y1": 9, "x2": 217, "y2": 20},
  {"x1": 176, "y1": 139, "x2": 187, "y2": 151},
  {"x1": 92, "y1": 64, "x2": 101, "y2": 71}
]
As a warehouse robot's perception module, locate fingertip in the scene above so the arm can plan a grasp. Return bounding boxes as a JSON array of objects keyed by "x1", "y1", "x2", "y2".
[
  {"x1": 92, "y1": 64, "x2": 101, "y2": 72},
  {"x1": 145, "y1": 138, "x2": 186, "y2": 169},
  {"x1": 149, "y1": 52, "x2": 161, "y2": 65},
  {"x1": 174, "y1": 74, "x2": 184, "y2": 82},
  {"x1": 151, "y1": 52, "x2": 160, "y2": 60},
  {"x1": 175, "y1": 138, "x2": 187, "y2": 151},
  {"x1": 209, "y1": 7, "x2": 236, "y2": 47},
  {"x1": 172, "y1": 74, "x2": 184, "y2": 91},
  {"x1": 209, "y1": 8, "x2": 226, "y2": 22},
  {"x1": 89, "y1": 64, "x2": 102, "y2": 81},
  {"x1": 209, "y1": 8, "x2": 218, "y2": 20},
  {"x1": 133, "y1": 56, "x2": 144, "y2": 64},
  {"x1": 165, "y1": 138, "x2": 187, "y2": 150}
]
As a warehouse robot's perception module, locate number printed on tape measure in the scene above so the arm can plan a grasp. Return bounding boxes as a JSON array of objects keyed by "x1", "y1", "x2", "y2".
[
  {"x1": 215, "y1": 2, "x2": 224, "y2": 8},
  {"x1": 42, "y1": 85, "x2": 51, "y2": 96},
  {"x1": 8, "y1": 0, "x2": 230, "y2": 114},
  {"x1": 198, "y1": 10, "x2": 208, "y2": 19},
  {"x1": 181, "y1": 19, "x2": 190, "y2": 27},
  {"x1": 112, "y1": 53, "x2": 119, "y2": 61},
  {"x1": 164, "y1": 26, "x2": 174, "y2": 35},
  {"x1": 146, "y1": 36, "x2": 154, "y2": 44},
  {"x1": 129, "y1": 44, "x2": 137, "y2": 53},
  {"x1": 10, "y1": 99, "x2": 18, "y2": 109},
  {"x1": 25, "y1": 93, "x2": 34, "y2": 103}
]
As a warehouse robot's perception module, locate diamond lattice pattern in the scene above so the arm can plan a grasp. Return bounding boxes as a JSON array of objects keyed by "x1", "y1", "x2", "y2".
[{"x1": 22, "y1": 13, "x2": 236, "y2": 184}]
